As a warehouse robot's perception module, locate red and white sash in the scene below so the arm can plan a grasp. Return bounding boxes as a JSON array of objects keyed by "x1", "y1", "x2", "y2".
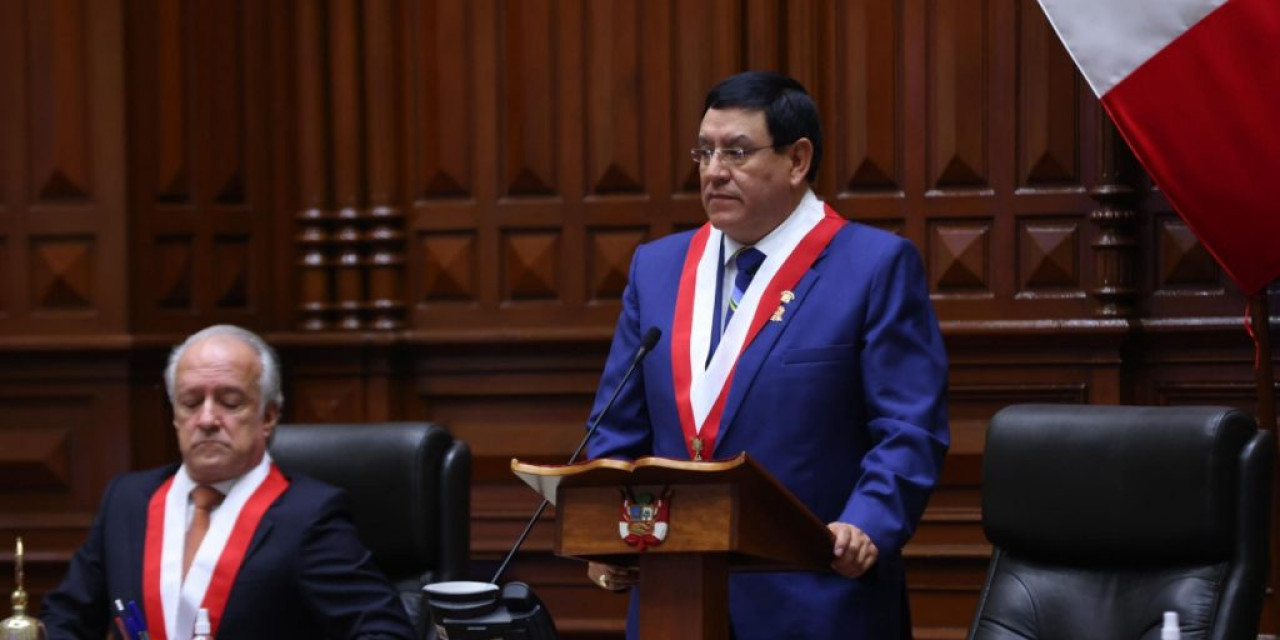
[
  {"x1": 671, "y1": 193, "x2": 846, "y2": 459},
  {"x1": 143, "y1": 460, "x2": 289, "y2": 640}
]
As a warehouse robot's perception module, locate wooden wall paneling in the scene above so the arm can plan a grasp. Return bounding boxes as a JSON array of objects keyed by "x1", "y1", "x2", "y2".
[
  {"x1": 363, "y1": 0, "x2": 408, "y2": 329},
  {"x1": 211, "y1": 0, "x2": 267, "y2": 325},
  {"x1": 0, "y1": 349, "x2": 133, "y2": 613},
  {"x1": 826, "y1": 0, "x2": 904, "y2": 224},
  {"x1": 130, "y1": 0, "x2": 189, "y2": 326},
  {"x1": 926, "y1": 0, "x2": 989, "y2": 193},
  {"x1": 918, "y1": 0, "x2": 997, "y2": 318},
  {"x1": 1015, "y1": 0, "x2": 1077, "y2": 191},
  {"x1": 128, "y1": 0, "x2": 271, "y2": 334},
  {"x1": 329, "y1": 0, "x2": 366, "y2": 330},
  {"x1": 0, "y1": 0, "x2": 18, "y2": 322},
  {"x1": 1008, "y1": 0, "x2": 1100, "y2": 323},
  {"x1": 743, "y1": 0, "x2": 781, "y2": 71},
  {"x1": 580, "y1": 0, "x2": 664, "y2": 319},
  {"x1": 413, "y1": 338, "x2": 616, "y2": 632},
  {"x1": 282, "y1": 339, "x2": 406, "y2": 424},
  {"x1": 7, "y1": 0, "x2": 127, "y2": 335},
  {"x1": 408, "y1": 0, "x2": 491, "y2": 332},
  {"x1": 293, "y1": 0, "x2": 334, "y2": 330},
  {"x1": 495, "y1": 0, "x2": 585, "y2": 328},
  {"x1": 670, "y1": 0, "x2": 743, "y2": 228}
]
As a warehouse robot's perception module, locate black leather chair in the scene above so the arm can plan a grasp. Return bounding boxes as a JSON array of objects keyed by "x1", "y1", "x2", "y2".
[
  {"x1": 269, "y1": 422, "x2": 471, "y2": 637},
  {"x1": 968, "y1": 404, "x2": 1273, "y2": 640}
]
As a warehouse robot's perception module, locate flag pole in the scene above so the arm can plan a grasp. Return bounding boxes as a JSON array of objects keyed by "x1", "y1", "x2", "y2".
[
  {"x1": 1252, "y1": 288, "x2": 1278, "y2": 633},
  {"x1": 1251, "y1": 290, "x2": 1276, "y2": 435}
]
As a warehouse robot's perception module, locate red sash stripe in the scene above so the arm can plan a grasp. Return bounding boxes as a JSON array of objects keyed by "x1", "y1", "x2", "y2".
[
  {"x1": 671, "y1": 224, "x2": 712, "y2": 459},
  {"x1": 143, "y1": 477, "x2": 174, "y2": 638}
]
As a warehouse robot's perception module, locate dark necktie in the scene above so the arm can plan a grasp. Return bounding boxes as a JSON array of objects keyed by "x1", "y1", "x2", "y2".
[
  {"x1": 725, "y1": 247, "x2": 766, "y2": 329},
  {"x1": 183, "y1": 485, "x2": 225, "y2": 578}
]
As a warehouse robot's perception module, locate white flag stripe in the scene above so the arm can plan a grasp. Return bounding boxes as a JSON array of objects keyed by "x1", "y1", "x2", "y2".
[{"x1": 1038, "y1": 0, "x2": 1226, "y2": 96}]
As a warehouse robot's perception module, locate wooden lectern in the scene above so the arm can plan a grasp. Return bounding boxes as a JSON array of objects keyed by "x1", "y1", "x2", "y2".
[{"x1": 512, "y1": 454, "x2": 833, "y2": 639}]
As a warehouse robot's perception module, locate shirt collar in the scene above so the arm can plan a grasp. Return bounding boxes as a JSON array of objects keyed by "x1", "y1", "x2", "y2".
[
  {"x1": 721, "y1": 188, "x2": 823, "y2": 265},
  {"x1": 176, "y1": 451, "x2": 273, "y2": 497}
]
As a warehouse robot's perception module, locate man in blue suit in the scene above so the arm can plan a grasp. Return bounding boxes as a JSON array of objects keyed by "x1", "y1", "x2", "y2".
[
  {"x1": 40, "y1": 325, "x2": 414, "y2": 639},
  {"x1": 585, "y1": 71, "x2": 950, "y2": 639}
]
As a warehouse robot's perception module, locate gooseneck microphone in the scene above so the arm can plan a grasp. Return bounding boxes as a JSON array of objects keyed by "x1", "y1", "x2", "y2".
[{"x1": 490, "y1": 326, "x2": 662, "y2": 584}]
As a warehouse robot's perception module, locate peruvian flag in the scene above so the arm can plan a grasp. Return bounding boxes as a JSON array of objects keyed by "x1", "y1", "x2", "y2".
[{"x1": 1037, "y1": 0, "x2": 1280, "y2": 295}]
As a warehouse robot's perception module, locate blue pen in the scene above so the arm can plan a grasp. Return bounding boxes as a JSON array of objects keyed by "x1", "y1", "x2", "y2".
[
  {"x1": 126, "y1": 601, "x2": 150, "y2": 640},
  {"x1": 113, "y1": 599, "x2": 138, "y2": 640}
]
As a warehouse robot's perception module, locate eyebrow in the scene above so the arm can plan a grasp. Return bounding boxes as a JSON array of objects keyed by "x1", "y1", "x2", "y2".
[{"x1": 696, "y1": 134, "x2": 755, "y2": 147}]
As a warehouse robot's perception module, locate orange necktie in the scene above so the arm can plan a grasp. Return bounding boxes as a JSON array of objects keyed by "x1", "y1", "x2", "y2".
[{"x1": 183, "y1": 485, "x2": 225, "y2": 578}]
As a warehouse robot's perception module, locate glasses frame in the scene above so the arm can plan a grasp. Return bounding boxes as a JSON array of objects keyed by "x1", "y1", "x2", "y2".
[{"x1": 689, "y1": 144, "x2": 780, "y2": 167}]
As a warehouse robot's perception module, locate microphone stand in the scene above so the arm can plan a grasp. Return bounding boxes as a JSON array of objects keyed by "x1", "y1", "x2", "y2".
[{"x1": 490, "y1": 328, "x2": 660, "y2": 584}]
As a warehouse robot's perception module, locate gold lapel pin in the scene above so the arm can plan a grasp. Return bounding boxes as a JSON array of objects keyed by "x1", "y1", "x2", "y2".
[{"x1": 771, "y1": 290, "x2": 796, "y2": 322}]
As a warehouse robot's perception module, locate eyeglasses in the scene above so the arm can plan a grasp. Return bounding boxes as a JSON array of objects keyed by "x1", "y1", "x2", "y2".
[{"x1": 689, "y1": 145, "x2": 776, "y2": 167}]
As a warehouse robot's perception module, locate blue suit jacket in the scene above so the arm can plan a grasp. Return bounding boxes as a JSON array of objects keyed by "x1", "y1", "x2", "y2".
[
  {"x1": 39, "y1": 464, "x2": 415, "y2": 639},
  {"x1": 587, "y1": 220, "x2": 950, "y2": 639}
]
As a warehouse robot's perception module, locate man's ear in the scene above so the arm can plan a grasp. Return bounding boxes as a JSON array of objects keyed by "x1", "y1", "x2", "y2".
[
  {"x1": 788, "y1": 138, "x2": 814, "y2": 187},
  {"x1": 262, "y1": 403, "x2": 280, "y2": 437}
]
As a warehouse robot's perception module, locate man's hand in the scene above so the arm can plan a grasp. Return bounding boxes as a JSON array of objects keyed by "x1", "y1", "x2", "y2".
[
  {"x1": 828, "y1": 522, "x2": 878, "y2": 578},
  {"x1": 587, "y1": 560, "x2": 639, "y2": 591}
]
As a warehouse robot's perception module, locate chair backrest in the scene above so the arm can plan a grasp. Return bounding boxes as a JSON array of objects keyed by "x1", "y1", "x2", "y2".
[
  {"x1": 269, "y1": 422, "x2": 471, "y2": 587},
  {"x1": 968, "y1": 404, "x2": 1273, "y2": 640}
]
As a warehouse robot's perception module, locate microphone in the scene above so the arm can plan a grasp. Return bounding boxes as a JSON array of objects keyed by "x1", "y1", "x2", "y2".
[{"x1": 490, "y1": 326, "x2": 662, "y2": 584}]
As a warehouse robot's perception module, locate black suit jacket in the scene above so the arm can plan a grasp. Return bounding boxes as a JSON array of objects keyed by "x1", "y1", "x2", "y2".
[{"x1": 40, "y1": 464, "x2": 415, "y2": 639}]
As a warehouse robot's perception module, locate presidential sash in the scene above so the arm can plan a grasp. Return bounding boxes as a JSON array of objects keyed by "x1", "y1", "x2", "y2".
[
  {"x1": 143, "y1": 464, "x2": 289, "y2": 640},
  {"x1": 671, "y1": 202, "x2": 846, "y2": 459}
]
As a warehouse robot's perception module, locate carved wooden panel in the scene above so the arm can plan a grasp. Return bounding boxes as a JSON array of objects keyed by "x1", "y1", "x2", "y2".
[
  {"x1": 0, "y1": 0, "x2": 126, "y2": 334},
  {"x1": 28, "y1": 1, "x2": 90, "y2": 201},
  {"x1": 928, "y1": 0, "x2": 989, "y2": 190},
  {"x1": 1016, "y1": 0, "x2": 1079, "y2": 188},
  {"x1": 0, "y1": 354, "x2": 133, "y2": 580},
  {"x1": 1017, "y1": 219, "x2": 1081, "y2": 294},
  {"x1": 835, "y1": 0, "x2": 901, "y2": 193},
  {"x1": 502, "y1": 0, "x2": 559, "y2": 197},
  {"x1": 671, "y1": 0, "x2": 743, "y2": 203},
  {"x1": 419, "y1": 231, "x2": 480, "y2": 304},
  {"x1": 931, "y1": 220, "x2": 992, "y2": 293},
  {"x1": 586, "y1": 228, "x2": 646, "y2": 303},
  {"x1": 1157, "y1": 215, "x2": 1221, "y2": 290},
  {"x1": 128, "y1": 0, "x2": 269, "y2": 333},
  {"x1": 413, "y1": 0, "x2": 474, "y2": 198},
  {"x1": 583, "y1": 1, "x2": 643, "y2": 197},
  {"x1": 502, "y1": 230, "x2": 561, "y2": 302}
]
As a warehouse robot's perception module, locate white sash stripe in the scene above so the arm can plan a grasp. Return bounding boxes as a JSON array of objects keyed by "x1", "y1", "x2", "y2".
[
  {"x1": 161, "y1": 454, "x2": 272, "y2": 640},
  {"x1": 690, "y1": 190, "x2": 825, "y2": 432}
]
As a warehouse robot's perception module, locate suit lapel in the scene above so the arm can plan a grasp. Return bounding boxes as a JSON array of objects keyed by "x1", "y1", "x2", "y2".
[{"x1": 714, "y1": 254, "x2": 826, "y2": 448}]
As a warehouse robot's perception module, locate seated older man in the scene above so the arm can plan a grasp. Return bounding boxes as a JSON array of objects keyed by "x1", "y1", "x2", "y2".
[{"x1": 40, "y1": 324, "x2": 415, "y2": 639}]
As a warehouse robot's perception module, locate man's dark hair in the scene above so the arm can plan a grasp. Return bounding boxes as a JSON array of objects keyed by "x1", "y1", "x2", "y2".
[{"x1": 703, "y1": 71, "x2": 823, "y2": 182}]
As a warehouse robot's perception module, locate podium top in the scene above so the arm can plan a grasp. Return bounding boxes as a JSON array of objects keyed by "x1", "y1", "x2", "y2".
[
  {"x1": 512, "y1": 453, "x2": 834, "y2": 571},
  {"x1": 512, "y1": 454, "x2": 761, "y2": 505}
]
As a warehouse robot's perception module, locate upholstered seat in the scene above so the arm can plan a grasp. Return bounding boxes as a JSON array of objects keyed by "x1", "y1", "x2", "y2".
[
  {"x1": 968, "y1": 404, "x2": 1273, "y2": 640},
  {"x1": 270, "y1": 422, "x2": 470, "y2": 637}
]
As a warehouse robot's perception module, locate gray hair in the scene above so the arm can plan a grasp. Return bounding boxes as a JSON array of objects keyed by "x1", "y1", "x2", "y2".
[{"x1": 164, "y1": 324, "x2": 284, "y2": 416}]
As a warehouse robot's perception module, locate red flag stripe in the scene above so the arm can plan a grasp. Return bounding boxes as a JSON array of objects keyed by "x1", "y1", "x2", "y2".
[{"x1": 1101, "y1": 0, "x2": 1280, "y2": 294}]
